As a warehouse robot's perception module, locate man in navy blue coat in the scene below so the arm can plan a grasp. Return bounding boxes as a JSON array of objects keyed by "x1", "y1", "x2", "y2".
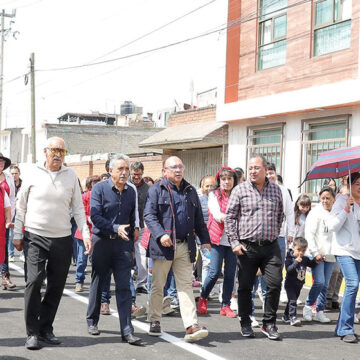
[
  {"x1": 144, "y1": 156, "x2": 211, "y2": 342},
  {"x1": 86, "y1": 153, "x2": 142, "y2": 346}
]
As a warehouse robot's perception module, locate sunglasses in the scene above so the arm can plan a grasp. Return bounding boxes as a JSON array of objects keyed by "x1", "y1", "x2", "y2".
[{"x1": 47, "y1": 147, "x2": 67, "y2": 156}]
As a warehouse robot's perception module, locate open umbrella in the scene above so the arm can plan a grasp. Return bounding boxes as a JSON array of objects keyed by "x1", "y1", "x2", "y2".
[{"x1": 301, "y1": 145, "x2": 360, "y2": 193}]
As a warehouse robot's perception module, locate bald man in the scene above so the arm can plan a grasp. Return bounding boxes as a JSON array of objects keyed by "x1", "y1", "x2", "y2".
[
  {"x1": 14, "y1": 137, "x2": 91, "y2": 350},
  {"x1": 144, "y1": 156, "x2": 211, "y2": 342}
]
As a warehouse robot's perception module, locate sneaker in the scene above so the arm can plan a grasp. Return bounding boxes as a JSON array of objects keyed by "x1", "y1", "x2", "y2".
[
  {"x1": 170, "y1": 298, "x2": 180, "y2": 310},
  {"x1": 230, "y1": 297, "x2": 238, "y2": 312},
  {"x1": 100, "y1": 303, "x2": 110, "y2": 315},
  {"x1": 290, "y1": 317, "x2": 301, "y2": 326},
  {"x1": 75, "y1": 283, "x2": 83, "y2": 293},
  {"x1": 280, "y1": 292, "x2": 288, "y2": 304},
  {"x1": 184, "y1": 324, "x2": 208, "y2": 342},
  {"x1": 8, "y1": 256, "x2": 15, "y2": 262},
  {"x1": 282, "y1": 314, "x2": 290, "y2": 323},
  {"x1": 19, "y1": 254, "x2": 25, "y2": 262},
  {"x1": 354, "y1": 314, "x2": 359, "y2": 324},
  {"x1": 341, "y1": 334, "x2": 358, "y2": 343},
  {"x1": 311, "y1": 304, "x2": 317, "y2": 314},
  {"x1": 162, "y1": 296, "x2": 175, "y2": 315},
  {"x1": 220, "y1": 305, "x2": 237, "y2": 318},
  {"x1": 303, "y1": 305, "x2": 313, "y2": 322},
  {"x1": 197, "y1": 297, "x2": 208, "y2": 314},
  {"x1": 240, "y1": 325, "x2": 255, "y2": 338},
  {"x1": 297, "y1": 299, "x2": 303, "y2": 305},
  {"x1": 131, "y1": 304, "x2": 146, "y2": 318},
  {"x1": 148, "y1": 321, "x2": 161, "y2": 336},
  {"x1": 250, "y1": 315, "x2": 259, "y2": 328},
  {"x1": 261, "y1": 324, "x2": 281, "y2": 340},
  {"x1": 314, "y1": 311, "x2": 331, "y2": 323}
]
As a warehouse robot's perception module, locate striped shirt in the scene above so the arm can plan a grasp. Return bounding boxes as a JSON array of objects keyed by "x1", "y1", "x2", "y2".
[{"x1": 224, "y1": 179, "x2": 284, "y2": 250}]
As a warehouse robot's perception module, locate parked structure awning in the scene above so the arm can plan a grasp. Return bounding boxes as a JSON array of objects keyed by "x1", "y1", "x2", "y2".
[{"x1": 139, "y1": 122, "x2": 227, "y2": 150}]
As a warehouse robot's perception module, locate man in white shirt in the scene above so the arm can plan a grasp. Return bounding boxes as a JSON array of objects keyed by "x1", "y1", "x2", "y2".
[{"x1": 13, "y1": 137, "x2": 91, "y2": 350}]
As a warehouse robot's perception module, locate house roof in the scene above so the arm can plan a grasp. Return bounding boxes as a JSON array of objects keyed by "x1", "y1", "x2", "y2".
[{"x1": 139, "y1": 121, "x2": 227, "y2": 150}]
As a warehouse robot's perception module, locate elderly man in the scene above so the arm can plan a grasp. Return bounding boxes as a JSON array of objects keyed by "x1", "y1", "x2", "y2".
[
  {"x1": 86, "y1": 154, "x2": 143, "y2": 346},
  {"x1": 225, "y1": 155, "x2": 284, "y2": 340},
  {"x1": 13, "y1": 137, "x2": 91, "y2": 350},
  {"x1": 144, "y1": 156, "x2": 210, "y2": 342}
]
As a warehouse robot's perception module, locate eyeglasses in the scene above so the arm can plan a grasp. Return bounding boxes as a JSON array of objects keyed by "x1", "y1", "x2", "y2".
[
  {"x1": 47, "y1": 147, "x2": 67, "y2": 156},
  {"x1": 166, "y1": 165, "x2": 185, "y2": 172}
]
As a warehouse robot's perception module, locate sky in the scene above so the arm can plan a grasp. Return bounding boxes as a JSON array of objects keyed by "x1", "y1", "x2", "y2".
[{"x1": 0, "y1": 0, "x2": 227, "y2": 130}]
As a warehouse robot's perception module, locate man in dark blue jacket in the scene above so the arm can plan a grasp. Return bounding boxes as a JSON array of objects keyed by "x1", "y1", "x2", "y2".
[
  {"x1": 144, "y1": 156, "x2": 211, "y2": 342},
  {"x1": 86, "y1": 153, "x2": 143, "y2": 346}
]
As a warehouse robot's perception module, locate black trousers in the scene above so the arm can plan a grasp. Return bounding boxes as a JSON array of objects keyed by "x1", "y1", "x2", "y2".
[
  {"x1": 86, "y1": 235, "x2": 134, "y2": 337},
  {"x1": 23, "y1": 231, "x2": 73, "y2": 336},
  {"x1": 237, "y1": 241, "x2": 282, "y2": 326},
  {"x1": 284, "y1": 282, "x2": 303, "y2": 318}
]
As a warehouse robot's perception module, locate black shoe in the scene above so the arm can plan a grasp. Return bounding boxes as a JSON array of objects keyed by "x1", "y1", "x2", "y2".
[
  {"x1": 341, "y1": 334, "x2": 358, "y2": 343},
  {"x1": 240, "y1": 325, "x2": 255, "y2": 338},
  {"x1": 136, "y1": 286, "x2": 148, "y2": 294},
  {"x1": 39, "y1": 332, "x2": 61, "y2": 345},
  {"x1": 332, "y1": 301, "x2": 340, "y2": 310},
  {"x1": 122, "y1": 333, "x2": 143, "y2": 345},
  {"x1": 261, "y1": 324, "x2": 281, "y2": 340},
  {"x1": 88, "y1": 325, "x2": 100, "y2": 335},
  {"x1": 25, "y1": 335, "x2": 41, "y2": 350}
]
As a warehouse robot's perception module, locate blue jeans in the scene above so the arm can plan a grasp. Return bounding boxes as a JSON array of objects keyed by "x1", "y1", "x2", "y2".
[
  {"x1": 201, "y1": 244, "x2": 237, "y2": 306},
  {"x1": 252, "y1": 275, "x2": 267, "y2": 315},
  {"x1": 305, "y1": 261, "x2": 334, "y2": 311},
  {"x1": 75, "y1": 238, "x2": 88, "y2": 284},
  {"x1": 8, "y1": 226, "x2": 14, "y2": 257},
  {"x1": 278, "y1": 236, "x2": 286, "y2": 266},
  {"x1": 335, "y1": 256, "x2": 360, "y2": 336},
  {"x1": 1, "y1": 229, "x2": 10, "y2": 274}
]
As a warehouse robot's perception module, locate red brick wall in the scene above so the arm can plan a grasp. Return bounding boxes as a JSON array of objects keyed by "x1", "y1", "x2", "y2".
[
  {"x1": 230, "y1": 0, "x2": 359, "y2": 101},
  {"x1": 168, "y1": 106, "x2": 216, "y2": 127}
]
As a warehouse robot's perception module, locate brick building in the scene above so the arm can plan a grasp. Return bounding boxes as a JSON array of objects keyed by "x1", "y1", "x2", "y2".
[{"x1": 217, "y1": 0, "x2": 360, "y2": 199}]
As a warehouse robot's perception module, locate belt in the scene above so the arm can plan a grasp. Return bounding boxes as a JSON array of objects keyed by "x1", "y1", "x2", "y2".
[
  {"x1": 252, "y1": 239, "x2": 274, "y2": 246},
  {"x1": 176, "y1": 238, "x2": 187, "y2": 244}
]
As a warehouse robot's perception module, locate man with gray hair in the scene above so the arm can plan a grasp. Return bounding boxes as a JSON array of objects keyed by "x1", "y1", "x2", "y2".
[
  {"x1": 86, "y1": 153, "x2": 143, "y2": 345},
  {"x1": 13, "y1": 136, "x2": 91, "y2": 350}
]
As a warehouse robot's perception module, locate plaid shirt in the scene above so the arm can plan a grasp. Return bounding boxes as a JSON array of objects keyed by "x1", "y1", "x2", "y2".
[{"x1": 225, "y1": 179, "x2": 284, "y2": 249}]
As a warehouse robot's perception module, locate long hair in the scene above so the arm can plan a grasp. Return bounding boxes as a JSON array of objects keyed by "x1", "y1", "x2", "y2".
[{"x1": 294, "y1": 194, "x2": 311, "y2": 225}]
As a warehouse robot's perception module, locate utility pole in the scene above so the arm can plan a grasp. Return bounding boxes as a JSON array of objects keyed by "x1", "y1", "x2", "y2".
[
  {"x1": 30, "y1": 53, "x2": 36, "y2": 163},
  {"x1": 0, "y1": 9, "x2": 16, "y2": 151}
]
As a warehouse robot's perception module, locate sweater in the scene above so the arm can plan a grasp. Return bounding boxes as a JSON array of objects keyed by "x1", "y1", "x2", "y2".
[{"x1": 14, "y1": 164, "x2": 90, "y2": 239}]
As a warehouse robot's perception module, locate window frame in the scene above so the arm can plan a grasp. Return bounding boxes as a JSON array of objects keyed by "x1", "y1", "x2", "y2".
[
  {"x1": 300, "y1": 115, "x2": 350, "y2": 198},
  {"x1": 312, "y1": 0, "x2": 352, "y2": 56},
  {"x1": 257, "y1": 0, "x2": 288, "y2": 70},
  {"x1": 246, "y1": 122, "x2": 285, "y2": 175}
]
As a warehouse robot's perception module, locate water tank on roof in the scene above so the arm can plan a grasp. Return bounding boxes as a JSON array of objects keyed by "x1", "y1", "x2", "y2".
[{"x1": 121, "y1": 101, "x2": 135, "y2": 115}]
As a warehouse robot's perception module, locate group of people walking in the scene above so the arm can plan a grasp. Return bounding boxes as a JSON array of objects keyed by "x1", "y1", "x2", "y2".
[{"x1": 1, "y1": 135, "x2": 360, "y2": 350}]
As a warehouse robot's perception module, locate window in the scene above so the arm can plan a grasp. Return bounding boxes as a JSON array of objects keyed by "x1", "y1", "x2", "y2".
[
  {"x1": 247, "y1": 124, "x2": 284, "y2": 173},
  {"x1": 301, "y1": 116, "x2": 349, "y2": 199},
  {"x1": 313, "y1": 0, "x2": 352, "y2": 56},
  {"x1": 258, "y1": 0, "x2": 288, "y2": 70}
]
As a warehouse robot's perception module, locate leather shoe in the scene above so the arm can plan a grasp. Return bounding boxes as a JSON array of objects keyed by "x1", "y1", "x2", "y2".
[
  {"x1": 39, "y1": 332, "x2": 61, "y2": 345},
  {"x1": 25, "y1": 335, "x2": 41, "y2": 350},
  {"x1": 122, "y1": 333, "x2": 143, "y2": 346},
  {"x1": 88, "y1": 325, "x2": 100, "y2": 335}
]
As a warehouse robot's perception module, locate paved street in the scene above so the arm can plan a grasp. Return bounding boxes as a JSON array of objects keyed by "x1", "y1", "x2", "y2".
[{"x1": 0, "y1": 258, "x2": 358, "y2": 360}]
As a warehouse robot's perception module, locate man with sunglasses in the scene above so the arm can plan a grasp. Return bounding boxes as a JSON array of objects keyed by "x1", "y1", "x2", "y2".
[
  {"x1": 13, "y1": 137, "x2": 91, "y2": 350},
  {"x1": 144, "y1": 156, "x2": 211, "y2": 342}
]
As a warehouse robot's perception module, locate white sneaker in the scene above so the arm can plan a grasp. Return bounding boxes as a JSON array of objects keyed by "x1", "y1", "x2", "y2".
[
  {"x1": 250, "y1": 315, "x2": 259, "y2": 328},
  {"x1": 302, "y1": 305, "x2": 313, "y2": 322},
  {"x1": 230, "y1": 297, "x2": 238, "y2": 312},
  {"x1": 162, "y1": 296, "x2": 175, "y2": 315},
  {"x1": 297, "y1": 299, "x2": 302, "y2": 305},
  {"x1": 280, "y1": 292, "x2": 288, "y2": 304},
  {"x1": 19, "y1": 254, "x2": 25, "y2": 262},
  {"x1": 354, "y1": 314, "x2": 359, "y2": 324},
  {"x1": 8, "y1": 256, "x2": 15, "y2": 262},
  {"x1": 314, "y1": 311, "x2": 331, "y2": 323}
]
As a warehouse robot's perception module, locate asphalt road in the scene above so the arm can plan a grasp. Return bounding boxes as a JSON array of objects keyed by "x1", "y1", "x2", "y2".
[{"x1": 0, "y1": 257, "x2": 359, "y2": 360}]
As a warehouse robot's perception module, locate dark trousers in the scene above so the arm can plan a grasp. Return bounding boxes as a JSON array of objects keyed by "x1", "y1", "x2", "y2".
[
  {"x1": 23, "y1": 232, "x2": 73, "y2": 336},
  {"x1": 284, "y1": 282, "x2": 303, "y2": 317},
  {"x1": 86, "y1": 235, "x2": 134, "y2": 336},
  {"x1": 237, "y1": 241, "x2": 282, "y2": 326}
]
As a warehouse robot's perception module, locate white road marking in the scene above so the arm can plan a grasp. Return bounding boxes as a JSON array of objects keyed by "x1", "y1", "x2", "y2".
[{"x1": 10, "y1": 263, "x2": 227, "y2": 360}]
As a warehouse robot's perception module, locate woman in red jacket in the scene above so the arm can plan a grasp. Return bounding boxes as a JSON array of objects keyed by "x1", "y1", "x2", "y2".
[{"x1": 197, "y1": 166, "x2": 238, "y2": 318}]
